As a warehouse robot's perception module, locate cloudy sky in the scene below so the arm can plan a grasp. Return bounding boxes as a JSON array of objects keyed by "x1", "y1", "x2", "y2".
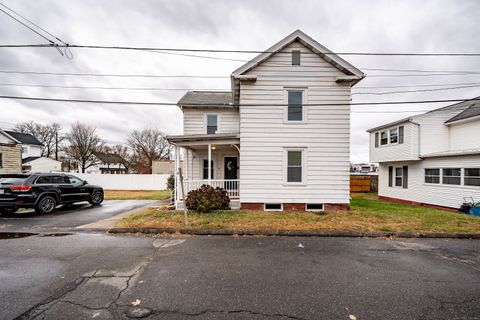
[{"x1": 0, "y1": 0, "x2": 479, "y2": 162}]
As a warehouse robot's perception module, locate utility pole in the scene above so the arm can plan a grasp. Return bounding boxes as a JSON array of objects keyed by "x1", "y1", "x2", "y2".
[{"x1": 55, "y1": 131, "x2": 58, "y2": 161}]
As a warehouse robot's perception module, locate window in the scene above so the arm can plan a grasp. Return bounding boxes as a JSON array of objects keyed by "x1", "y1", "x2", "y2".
[
  {"x1": 287, "y1": 91, "x2": 303, "y2": 121},
  {"x1": 202, "y1": 157, "x2": 214, "y2": 180},
  {"x1": 292, "y1": 50, "x2": 301, "y2": 65},
  {"x1": 205, "y1": 114, "x2": 218, "y2": 134},
  {"x1": 380, "y1": 130, "x2": 388, "y2": 145},
  {"x1": 286, "y1": 150, "x2": 303, "y2": 183},
  {"x1": 395, "y1": 167, "x2": 403, "y2": 187},
  {"x1": 68, "y1": 176, "x2": 84, "y2": 187},
  {"x1": 36, "y1": 176, "x2": 52, "y2": 184},
  {"x1": 442, "y1": 168, "x2": 461, "y2": 185},
  {"x1": 398, "y1": 126, "x2": 404, "y2": 144},
  {"x1": 374, "y1": 132, "x2": 379, "y2": 148},
  {"x1": 389, "y1": 128, "x2": 398, "y2": 144},
  {"x1": 52, "y1": 176, "x2": 66, "y2": 184},
  {"x1": 306, "y1": 203, "x2": 324, "y2": 212},
  {"x1": 22, "y1": 146, "x2": 28, "y2": 154},
  {"x1": 464, "y1": 168, "x2": 480, "y2": 186},
  {"x1": 425, "y1": 168, "x2": 440, "y2": 184},
  {"x1": 264, "y1": 203, "x2": 283, "y2": 211},
  {"x1": 0, "y1": 153, "x2": 2, "y2": 168}
]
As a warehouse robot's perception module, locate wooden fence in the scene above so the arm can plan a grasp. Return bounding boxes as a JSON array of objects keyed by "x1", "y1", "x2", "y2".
[{"x1": 350, "y1": 174, "x2": 378, "y2": 193}]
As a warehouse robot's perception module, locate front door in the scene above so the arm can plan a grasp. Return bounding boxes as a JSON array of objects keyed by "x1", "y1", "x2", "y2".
[{"x1": 224, "y1": 157, "x2": 238, "y2": 195}]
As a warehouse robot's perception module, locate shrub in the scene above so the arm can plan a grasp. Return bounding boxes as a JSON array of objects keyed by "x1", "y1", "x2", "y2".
[
  {"x1": 185, "y1": 184, "x2": 230, "y2": 213},
  {"x1": 167, "y1": 174, "x2": 175, "y2": 191}
]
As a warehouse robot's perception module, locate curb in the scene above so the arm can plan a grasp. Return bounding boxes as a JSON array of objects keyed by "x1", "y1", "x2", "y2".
[{"x1": 106, "y1": 227, "x2": 480, "y2": 239}]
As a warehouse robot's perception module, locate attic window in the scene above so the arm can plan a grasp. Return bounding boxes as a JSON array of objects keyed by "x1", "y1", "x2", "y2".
[{"x1": 292, "y1": 50, "x2": 301, "y2": 65}]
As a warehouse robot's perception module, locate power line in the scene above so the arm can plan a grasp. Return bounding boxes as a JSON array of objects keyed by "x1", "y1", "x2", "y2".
[
  {"x1": 1, "y1": 82, "x2": 479, "y2": 95},
  {"x1": 1, "y1": 43, "x2": 480, "y2": 56},
  {"x1": 0, "y1": 8, "x2": 53, "y2": 44},
  {"x1": 0, "y1": 94, "x2": 478, "y2": 108}
]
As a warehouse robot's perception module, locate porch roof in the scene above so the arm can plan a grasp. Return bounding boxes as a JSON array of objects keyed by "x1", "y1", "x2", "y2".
[{"x1": 166, "y1": 133, "x2": 240, "y2": 146}]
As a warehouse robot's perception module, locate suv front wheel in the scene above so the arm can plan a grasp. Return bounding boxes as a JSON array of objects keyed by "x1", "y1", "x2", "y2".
[
  {"x1": 89, "y1": 190, "x2": 104, "y2": 206},
  {"x1": 35, "y1": 196, "x2": 57, "y2": 214}
]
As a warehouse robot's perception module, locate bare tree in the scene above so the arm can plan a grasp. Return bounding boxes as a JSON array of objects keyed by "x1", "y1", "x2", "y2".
[
  {"x1": 127, "y1": 128, "x2": 172, "y2": 173},
  {"x1": 99, "y1": 144, "x2": 133, "y2": 172},
  {"x1": 15, "y1": 121, "x2": 64, "y2": 159},
  {"x1": 65, "y1": 122, "x2": 104, "y2": 173}
]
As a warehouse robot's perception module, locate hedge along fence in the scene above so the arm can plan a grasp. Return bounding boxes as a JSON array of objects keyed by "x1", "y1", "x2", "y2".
[{"x1": 350, "y1": 174, "x2": 378, "y2": 193}]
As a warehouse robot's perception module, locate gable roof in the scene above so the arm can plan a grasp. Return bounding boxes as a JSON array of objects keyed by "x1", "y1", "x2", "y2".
[
  {"x1": 22, "y1": 156, "x2": 41, "y2": 164},
  {"x1": 444, "y1": 102, "x2": 480, "y2": 124},
  {"x1": 4, "y1": 130, "x2": 43, "y2": 146},
  {"x1": 0, "y1": 128, "x2": 21, "y2": 144},
  {"x1": 178, "y1": 91, "x2": 233, "y2": 108},
  {"x1": 93, "y1": 152, "x2": 127, "y2": 164},
  {"x1": 230, "y1": 29, "x2": 365, "y2": 105}
]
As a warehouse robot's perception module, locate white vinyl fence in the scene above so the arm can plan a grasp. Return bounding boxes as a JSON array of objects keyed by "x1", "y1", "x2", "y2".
[{"x1": 74, "y1": 173, "x2": 169, "y2": 190}]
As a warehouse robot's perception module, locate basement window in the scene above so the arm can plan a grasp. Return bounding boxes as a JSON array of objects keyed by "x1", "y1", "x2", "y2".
[
  {"x1": 292, "y1": 50, "x2": 301, "y2": 65},
  {"x1": 306, "y1": 203, "x2": 324, "y2": 212},
  {"x1": 264, "y1": 203, "x2": 283, "y2": 211}
]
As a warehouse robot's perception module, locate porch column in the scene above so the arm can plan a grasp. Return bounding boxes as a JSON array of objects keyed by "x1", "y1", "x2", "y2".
[
  {"x1": 208, "y1": 143, "x2": 212, "y2": 184},
  {"x1": 185, "y1": 148, "x2": 189, "y2": 180},
  {"x1": 174, "y1": 146, "x2": 179, "y2": 205}
]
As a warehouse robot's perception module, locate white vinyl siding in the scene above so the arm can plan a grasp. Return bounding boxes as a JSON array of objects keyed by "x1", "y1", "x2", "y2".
[
  {"x1": 449, "y1": 119, "x2": 480, "y2": 150},
  {"x1": 378, "y1": 154, "x2": 480, "y2": 209},
  {"x1": 183, "y1": 108, "x2": 239, "y2": 135},
  {"x1": 240, "y1": 40, "x2": 351, "y2": 204}
]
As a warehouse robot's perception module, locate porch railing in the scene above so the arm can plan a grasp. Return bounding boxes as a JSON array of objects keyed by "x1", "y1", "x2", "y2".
[{"x1": 182, "y1": 179, "x2": 240, "y2": 199}]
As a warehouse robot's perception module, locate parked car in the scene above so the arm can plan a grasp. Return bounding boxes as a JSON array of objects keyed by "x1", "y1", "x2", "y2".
[{"x1": 0, "y1": 173, "x2": 104, "y2": 214}]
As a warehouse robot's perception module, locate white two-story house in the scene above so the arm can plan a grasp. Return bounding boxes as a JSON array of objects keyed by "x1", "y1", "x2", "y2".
[
  {"x1": 368, "y1": 98, "x2": 480, "y2": 210},
  {"x1": 167, "y1": 30, "x2": 365, "y2": 211}
]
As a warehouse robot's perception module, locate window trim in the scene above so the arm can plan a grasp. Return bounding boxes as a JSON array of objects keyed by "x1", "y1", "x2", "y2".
[
  {"x1": 284, "y1": 88, "x2": 307, "y2": 124},
  {"x1": 389, "y1": 127, "x2": 399, "y2": 144},
  {"x1": 204, "y1": 113, "x2": 220, "y2": 135},
  {"x1": 376, "y1": 125, "x2": 404, "y2": 147},
  {"x1": 442, "y1": 168, "x2": 462, "y2": 185},
  {"x1": 380, "y1": 130, "x2": 388, "y2": 145},
  {"x1": 284, "y1": 147, "x2": 307, "y2": 185},
  {"x1": 264, "y1": 203, "x2": 283, "y2": 211}
]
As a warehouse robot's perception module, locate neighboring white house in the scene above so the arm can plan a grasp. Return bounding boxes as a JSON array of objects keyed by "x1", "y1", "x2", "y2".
[
  {"x1": 367, "y1": 99, "x2": 480, "y2": 209},
  {"x1": 167, "y1": 30, "x2": 365, "y2": 211},
  {"x1": 3, "y1": 130, "x2": 62, "y2": 173}
]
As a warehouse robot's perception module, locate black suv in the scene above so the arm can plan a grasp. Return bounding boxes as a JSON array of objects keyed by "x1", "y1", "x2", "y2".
[{"x1": 0, "y1": 173, "x2": 104, "y2": 214}]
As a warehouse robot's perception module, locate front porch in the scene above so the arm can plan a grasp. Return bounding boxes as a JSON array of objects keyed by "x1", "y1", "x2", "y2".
[{"x1": 168, "y1": 133, "x2": 241, "y2": 210}]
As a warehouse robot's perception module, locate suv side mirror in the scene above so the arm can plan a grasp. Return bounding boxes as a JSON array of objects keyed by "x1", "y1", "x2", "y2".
[{"x1": 83, "y1": 180, "x2": 88, "y2": 185}]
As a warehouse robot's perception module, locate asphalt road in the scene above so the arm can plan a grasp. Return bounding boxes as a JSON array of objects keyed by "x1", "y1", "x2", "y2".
[
  {"x1": 0, "y1": 234, "x2": 478, "y2": 320},
  {"x1": 0, "y1": 200, "x2": 154, "y2": 232}
]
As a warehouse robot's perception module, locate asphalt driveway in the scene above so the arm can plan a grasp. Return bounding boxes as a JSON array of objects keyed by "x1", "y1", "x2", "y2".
[
  {"x1": 0, "y1": 200, "x2": 154, "y2": 233},
  {"x1": 0, "y1": 234, "x2": 478, "y2": 320}
]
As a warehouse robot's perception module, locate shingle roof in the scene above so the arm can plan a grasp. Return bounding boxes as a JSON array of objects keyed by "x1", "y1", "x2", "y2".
[
  {"x1": 93, "y1": 152, "x2": 127, "y2": 164},
  {"x1": 4, "y1": 130, "x2": 43, "y2": 146},
  {"x1": 444, "y1": 102, "x2": 480, "y2": 124},
  {"x1": 177, "y1": 91, "x2": 233, "y2": 108}
]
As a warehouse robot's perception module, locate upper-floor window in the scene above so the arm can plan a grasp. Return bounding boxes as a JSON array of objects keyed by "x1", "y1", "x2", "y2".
[
  {"x1": 205, "y1": 114, "x2": 218, "y2": 134},
  {"x1": 287, "y1": 90, "x2": 304, "y2": 122},
  {"x1": 375, "y1": 126, "x2": 404, "y2": 147},
  {"x1": 292, "y1": 50, "x2": 301, "y2": 65}
]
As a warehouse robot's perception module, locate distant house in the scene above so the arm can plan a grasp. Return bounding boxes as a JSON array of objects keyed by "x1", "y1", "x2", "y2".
[
  {"x1": 0, "y1": 129, "x2": 22, "y2": 174},
  {"x1": 167, "y1": 30, "x2": 365, "y2": 211},
  {"x1": 351, "y1": 163, "x2": 378, "y2": 174},
  {"x1": 152, "y1": 160, "x2": 182, "y2": 175},
  {"x1": 2, "y1": 130, "x2": 61, "y2": 173},
  {"x1": 83, "y1": 152, "x2": 128, "y2": 174},
  {"x1": 367, "y1": 98, "x2": 480, "y2": 210}
]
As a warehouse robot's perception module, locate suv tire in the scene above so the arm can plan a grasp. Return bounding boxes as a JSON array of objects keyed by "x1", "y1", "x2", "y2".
[
  {"x1": 0, "y1": 206, "x2": 18, "y2": 215},
  {"x1": 35, "y1": 196, "x2": 57, "y2": 214},
  {"x1": 89, "y1": 190, "x2": 104, "y2": 206}
]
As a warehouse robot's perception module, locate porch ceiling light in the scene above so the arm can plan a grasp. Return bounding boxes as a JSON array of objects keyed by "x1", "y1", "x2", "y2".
[{"x1": 211, "y1": 145, "x2": 217, "y2": 150}]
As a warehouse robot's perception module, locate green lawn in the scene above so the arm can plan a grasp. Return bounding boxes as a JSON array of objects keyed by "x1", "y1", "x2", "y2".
[
  {"x1": 104, "y1": 190, "x2": 172, "y2": 201},
  {"x1": 117, "y1": 193, "x2": 480, "y2": 234}
]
